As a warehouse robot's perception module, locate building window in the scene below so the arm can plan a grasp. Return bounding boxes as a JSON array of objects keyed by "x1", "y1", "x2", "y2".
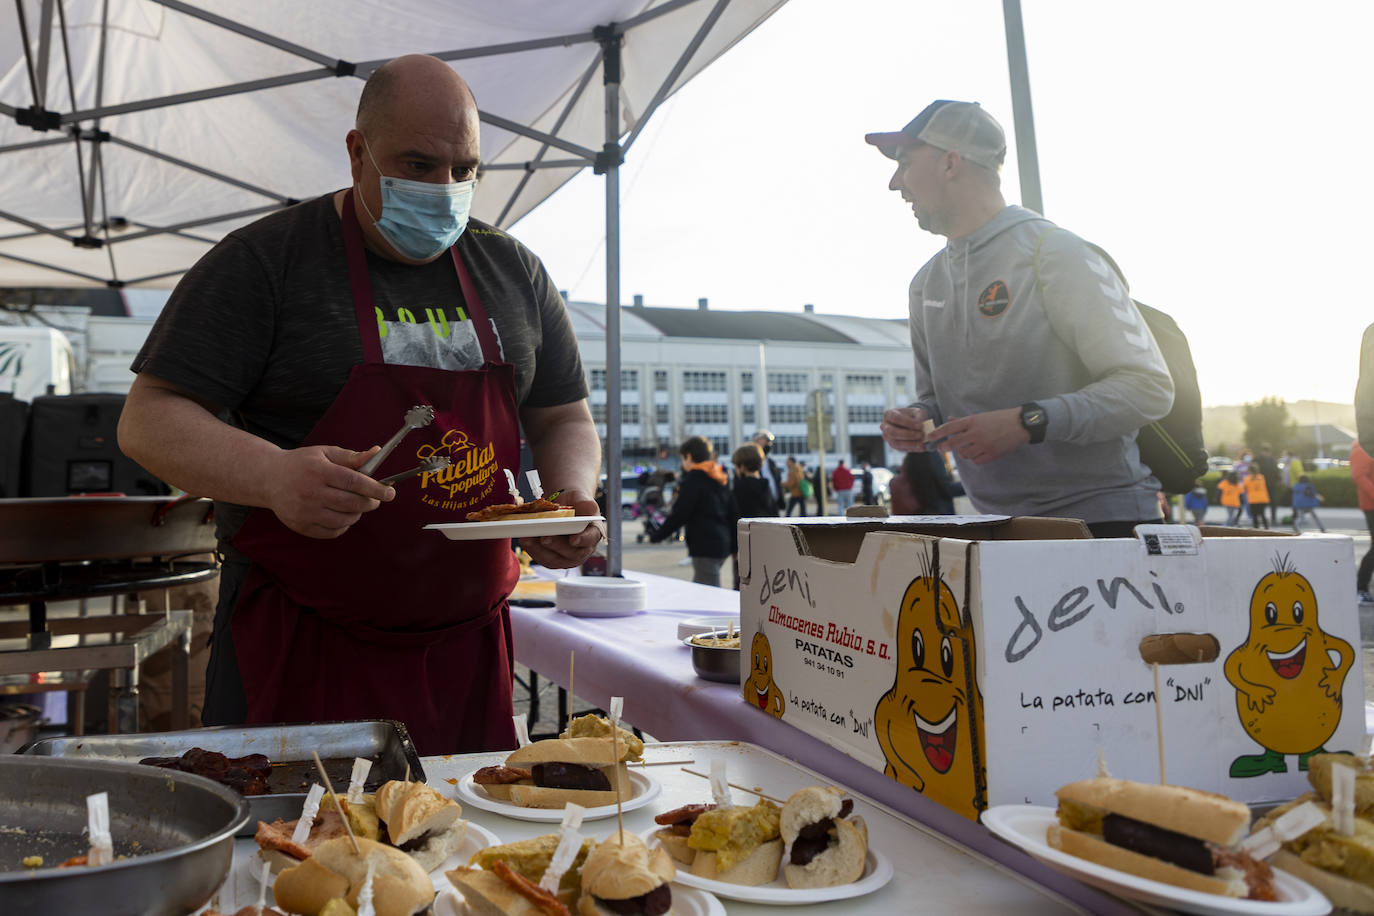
[
  {"x1": 592, "y1": 403, "x2": 641, "y2": 423},
  {"x1": 845, "y1": 373, "x2": 885, "y2": 394},
  {"x1": 775, "y1": 435, "x2": 809, "y2": 454},
  {"x1": 712, "y1": 437, "x2": 730, "y2": 457},
  {"x1": 684, "y1": 404, "x2": 729, "y2": 424},
  {"x1": 590, "y1": 369, "x2": 638, "y2": 391},
  {"x1": 768, "y1": 372, "x2": 808, "y2": 393},
  {"x1": 847, "y1": 404, "x2": 885, "y2": 423},
  {"x1": 820, "y1": 373, "x2": 834, "y2": 389},
  {"x1": 770, "y1": 403, "x2": 808, "y2": 423},
  {"x1": 655, "y1": 404, "x2": 669, "y2": 424},
  {"x1": 682, "y1": 370, "x2": 727, "y2": 392},
  {"x1": 741, "y1": 372, "x2": 753, "y2": 393},
  {"x1": 742, "y1": 404, "x2": 755, "y2": 426},
  {"x1": 654, "y1": 370, "x2": 669, "y2": 392}
]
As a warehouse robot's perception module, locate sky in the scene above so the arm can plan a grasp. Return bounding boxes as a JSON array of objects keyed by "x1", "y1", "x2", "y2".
[{"x1": 509, "y1": 0, "x2": 1374, "y2": 409}]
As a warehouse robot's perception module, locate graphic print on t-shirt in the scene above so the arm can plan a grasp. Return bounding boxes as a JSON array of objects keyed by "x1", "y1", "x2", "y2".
[
  {"x1": 413, "y1": 426, "x2": 500, "y2": 512},
  {"x1": 374, "y1": 302, "x2": 494, "y2": 371}
]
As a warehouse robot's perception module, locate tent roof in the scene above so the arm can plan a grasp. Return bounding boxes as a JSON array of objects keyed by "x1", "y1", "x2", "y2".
[{"x1": 0, "y1": 0, "x2": 783, "y2": 288}]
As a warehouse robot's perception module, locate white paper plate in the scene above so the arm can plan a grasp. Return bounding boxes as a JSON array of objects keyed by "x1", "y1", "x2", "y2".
[
  {"x1": 645, "y1": 830, "x2": 894, "y2": 905},
  {"x1": 677, "y1": 615, "x2": 741, "y2": 640},
  {"x1": 456, "y1": 768, "x2": 661, "y2": 822},
  {"x1": 425, "y1": 515, "x2": 605, "y2": 540},
  {"x1": 434, "y1": 881, "x2": 724, "y2": 916},
  {"x1": 980, "y1": 805, "x2": 1331, "y2": 916}
]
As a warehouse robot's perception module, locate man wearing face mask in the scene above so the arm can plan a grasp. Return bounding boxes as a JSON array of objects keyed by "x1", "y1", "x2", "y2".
[{"x1": 118, "y1": 55, "x2": 601, "y2": 755}]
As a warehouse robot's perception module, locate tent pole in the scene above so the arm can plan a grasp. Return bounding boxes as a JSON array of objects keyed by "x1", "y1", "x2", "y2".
[
  {"x1": 598, "y1": 24, "x2": 624, "y2": 577},
  {"x1": 1001, "y1": 0, "x2": 1043, "y2": 214}
]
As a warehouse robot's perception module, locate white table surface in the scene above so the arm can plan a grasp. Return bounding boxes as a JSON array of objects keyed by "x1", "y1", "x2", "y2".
[
  {"x1": 216, "y1": 741, "x2": 1093, "y2": 915},
  {"x1": 508, "y1": 571, "x2": 1155, "y2": 915}
]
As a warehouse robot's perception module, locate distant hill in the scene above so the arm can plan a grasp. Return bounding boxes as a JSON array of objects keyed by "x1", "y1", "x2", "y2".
[{"x1": 1203, "y1": 400, "x2": 1355, "y2": 457}]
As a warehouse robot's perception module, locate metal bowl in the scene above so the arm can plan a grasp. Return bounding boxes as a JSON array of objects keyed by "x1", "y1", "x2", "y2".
[
  {"x1": 684, "y1": 628, "x2": 742, "y2": 683},
  {"x1": 0, "y1": 755, "x2": 249, "y2": 915}
]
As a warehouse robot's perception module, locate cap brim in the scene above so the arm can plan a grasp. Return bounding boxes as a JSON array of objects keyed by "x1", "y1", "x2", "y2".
[{"x1": 864, "y1": 131, "x2": 917, "y2": 160}]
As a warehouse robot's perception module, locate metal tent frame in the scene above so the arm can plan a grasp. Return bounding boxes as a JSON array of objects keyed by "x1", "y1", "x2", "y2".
[{"x1": 2, "y1": 0, "x2": 1042, "y2": 577}]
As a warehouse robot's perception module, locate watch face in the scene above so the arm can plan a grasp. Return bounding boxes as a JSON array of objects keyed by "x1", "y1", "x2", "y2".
[{"x1": 1025, "y1": 409, "x2": 1044, "y2": 425}]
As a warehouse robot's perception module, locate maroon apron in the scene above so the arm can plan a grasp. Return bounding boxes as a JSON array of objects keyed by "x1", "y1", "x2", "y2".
[{"x1": 230, "y1": 191, "x2": 519, "y2": 755}]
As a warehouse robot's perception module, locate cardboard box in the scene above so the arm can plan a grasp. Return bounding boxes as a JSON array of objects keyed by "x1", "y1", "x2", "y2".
[{"x1": 736, "y1": 516, "x2": 1365, "y2": 820}]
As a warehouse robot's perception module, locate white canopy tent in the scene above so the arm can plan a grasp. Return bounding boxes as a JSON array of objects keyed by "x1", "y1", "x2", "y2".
[
  {"x1": 0, "y1": 0, "x2": 1044, "y2": 574},
  {"x1": 0, "y1": 0, "x2": 793, "y2": 572}
]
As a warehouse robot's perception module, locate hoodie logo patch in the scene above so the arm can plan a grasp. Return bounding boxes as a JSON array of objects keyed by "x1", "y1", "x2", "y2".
[{"x1": 977, "y1": 280, "x2": 1010, "y2": 317}]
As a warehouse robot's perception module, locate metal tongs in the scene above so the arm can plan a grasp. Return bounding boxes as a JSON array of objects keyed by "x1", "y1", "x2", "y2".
[
  {"x1": 379, "y1": 455, "x2": 451, "y2": 487},
  {"x1": 361, "y1": 405, "x2": 435, "y2": 477}
]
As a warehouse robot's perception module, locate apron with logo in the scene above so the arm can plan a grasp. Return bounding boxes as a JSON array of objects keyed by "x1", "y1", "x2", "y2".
[{"x1": 229, "y1": 190, "x2": 519, "y2": 755}]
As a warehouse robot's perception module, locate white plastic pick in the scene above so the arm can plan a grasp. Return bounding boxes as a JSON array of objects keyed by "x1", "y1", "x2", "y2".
[
  {"x1": 291, "y1": 784, "x2": 325, "y2": 846},
  {"x1": 357, "y1": 855, "x2": 378, "y2": 916},
  {"x1": 347, "y1": 757, "x2": 372, "y2": 804},
  {"x1": 86, "y1": 792, "x2": 113, "y2": 866},
  {"x1": 256, "y1": 860, "x2": 271, "y2": 910},
  {"x1": 513, "y1": 713, "x2": 531, "y2": 747},
  {"x1": 527, "y1": 470, "x2": 544, "y2": 500},
  {"x1": 1240, "y1": 801, "x2": 1327, "y2": 859},
  {"x1": 609, "y1": 696, "x2": 624, "y2": 721},
  {"x1": 1334, "y1": 762, "x2": 1357, "y2": 836},
  {"x1": 539, "y1": 804, "x2": 586, "y2": 893},
  {"x1": 504, "y1": 468, "x2": 523, "y2": 504},
  {"x1": 708, "y1": 759, "x2": 733, "y2": 810}
]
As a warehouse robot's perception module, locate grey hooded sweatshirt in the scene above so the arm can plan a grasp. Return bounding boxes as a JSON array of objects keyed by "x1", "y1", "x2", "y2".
[{"x1": 908, "y1": 205, "x2": 1174, "y2": 523}]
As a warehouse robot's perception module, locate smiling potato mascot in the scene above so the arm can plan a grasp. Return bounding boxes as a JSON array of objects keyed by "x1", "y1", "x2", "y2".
[
  {"x1": 1225, "y1": 555, "x2": 1354, "y2": 777},
  {"x1": 874, "y1": 570, "x2": 984, "y2": 818},
  {"x1": 745, "y1": 630, "x2": 785, "y2": 718}
]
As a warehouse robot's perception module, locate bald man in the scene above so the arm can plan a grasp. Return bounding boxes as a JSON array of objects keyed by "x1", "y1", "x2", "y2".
[{"x1": 120, "y1": 56, "x2": 602, "y2": 754}]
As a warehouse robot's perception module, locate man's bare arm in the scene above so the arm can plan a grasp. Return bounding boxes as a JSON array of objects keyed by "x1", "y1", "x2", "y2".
[
  {"x1": 518, "y1": 399, "x2": 603, "y2": 568},
  {"x1": 118, "y1": 373, "x2": 393, "y2": 538}
]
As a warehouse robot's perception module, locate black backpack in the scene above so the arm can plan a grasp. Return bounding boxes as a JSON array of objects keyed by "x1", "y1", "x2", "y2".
[
  {"x1": 1037, "y1": 233, "x2": 1209, "y2": 494},
  {"x1": 1128, "y1": 302, "x2": 1209, "y2": 493}
]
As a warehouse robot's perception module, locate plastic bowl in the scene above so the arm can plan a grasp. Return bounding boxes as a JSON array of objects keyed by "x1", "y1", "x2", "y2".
[{"x1": 684, "y1": 629, "x2": 741, "y2": 683}]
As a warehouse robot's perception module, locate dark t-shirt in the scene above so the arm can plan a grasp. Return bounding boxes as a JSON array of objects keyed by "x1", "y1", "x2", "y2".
[{"x1": 134, "y1": 193, "x2": 588, "y2": 540}]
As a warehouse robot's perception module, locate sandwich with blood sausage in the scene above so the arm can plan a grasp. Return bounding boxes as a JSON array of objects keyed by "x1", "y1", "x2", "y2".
[
  {"x1": 472, "y1": 737, "x2": 633, "y2": 808},
  {"x1": 1049, "y1": 776, "x2": 1277, "y2": 900},
  {"x1": 577, "y1": 830, "x2": 674, "y2": 916},
  {"x1": 779, "y1": 786, "x2": 868, "y2": 888}
]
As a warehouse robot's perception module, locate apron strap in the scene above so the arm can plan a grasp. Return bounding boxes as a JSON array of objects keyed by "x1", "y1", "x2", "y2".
[{"x1": 341, "y1": 189, "x2": 499, "y2": 366}]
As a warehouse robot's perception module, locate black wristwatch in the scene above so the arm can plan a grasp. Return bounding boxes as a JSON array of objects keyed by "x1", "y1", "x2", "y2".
[{"x1": 1020, "y1": 402, "x2": 1048, "y2": 444}]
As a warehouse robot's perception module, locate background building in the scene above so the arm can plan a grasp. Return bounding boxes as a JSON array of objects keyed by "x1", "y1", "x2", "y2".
[{"x1": 566, "y1": 295, "x2": 914, "y2": 473}]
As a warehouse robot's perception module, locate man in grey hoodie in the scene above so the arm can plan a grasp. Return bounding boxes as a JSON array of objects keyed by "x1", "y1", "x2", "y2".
[{"x1": 867, "y1": 100, "x2": 1174, "y2": 537}]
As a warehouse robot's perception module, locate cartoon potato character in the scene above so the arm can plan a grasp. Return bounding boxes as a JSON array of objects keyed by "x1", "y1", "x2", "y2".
[
  {"x1": 1225, "y1": 557, "x2": 1354, "y2": 777},
  {"x1": 744, "y1": 631, "x2": 785, "y2": 718},
  {"x1": 874, "y1": 573, "x2": 984, "y2": 819}
]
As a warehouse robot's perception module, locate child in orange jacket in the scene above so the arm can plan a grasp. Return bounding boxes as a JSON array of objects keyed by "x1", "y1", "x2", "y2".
[
  {"x1": 1243, "y1": 469, "x2": 1270, "y2": 529},
  {"x1": 1217, "y1": 471, "x2": 1244, "y2": 526}
]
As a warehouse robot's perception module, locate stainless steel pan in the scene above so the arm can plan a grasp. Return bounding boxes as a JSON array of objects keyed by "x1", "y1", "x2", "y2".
[{"x1": 0, "y1": 756, "x2": 248, "y2": 915}]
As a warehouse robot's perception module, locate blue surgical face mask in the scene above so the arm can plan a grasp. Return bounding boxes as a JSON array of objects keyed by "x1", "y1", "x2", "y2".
[{"x1": 357, "y1": 136, "x2": 475, "y2": 260}]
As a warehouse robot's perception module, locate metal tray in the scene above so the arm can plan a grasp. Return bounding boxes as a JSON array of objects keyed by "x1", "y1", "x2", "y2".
[{"x1": 20, "y1": 719, "x2": 425, "y2": 837}]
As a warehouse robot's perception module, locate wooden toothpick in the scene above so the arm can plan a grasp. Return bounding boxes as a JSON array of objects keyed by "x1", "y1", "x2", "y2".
[
  {"x1": 1152, "y1": 662, "x2": 1166, "y2": 784},
  {"x1": 681, "y1": 767, "x2": 783, "y2": 804},
  {"x1": 312, "y1": 751, "x2": 361, "y2": 856}
]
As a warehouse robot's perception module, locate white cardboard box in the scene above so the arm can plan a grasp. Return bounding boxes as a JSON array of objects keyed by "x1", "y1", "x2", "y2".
[{"x1": 737, "y1": 515, "x2": 1364, "y2": 820}]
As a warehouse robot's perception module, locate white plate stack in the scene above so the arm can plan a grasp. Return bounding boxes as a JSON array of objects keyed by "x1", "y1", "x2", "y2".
[{"x1": 554, "y1": 575, "x2": 647, "y2": 617}]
